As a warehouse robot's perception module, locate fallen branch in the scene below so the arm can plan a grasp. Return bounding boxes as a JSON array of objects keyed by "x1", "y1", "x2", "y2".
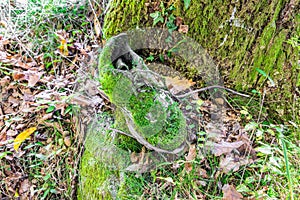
[{"x1": 175, "y1": 85, "x2": 250, "y2": 98}]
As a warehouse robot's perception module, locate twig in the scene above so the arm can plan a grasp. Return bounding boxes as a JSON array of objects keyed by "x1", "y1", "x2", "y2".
[
  {"x1": 175, "y1": 85, "x2": 250, "y2": 98},
  {"x1": 121, "y1": 107, "x2": 186, "y2": 154},
  {"x1": 107, "y1": 127, "x2": 134, "y2": 138}
]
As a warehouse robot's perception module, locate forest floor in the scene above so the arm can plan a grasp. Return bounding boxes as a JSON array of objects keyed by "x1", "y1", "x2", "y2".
[{"x1": 0, "y1": 1, "x2": 299, "y2": 199}]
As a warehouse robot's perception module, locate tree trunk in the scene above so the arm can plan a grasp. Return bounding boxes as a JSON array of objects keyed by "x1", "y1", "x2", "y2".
[{"x1": 102, "y1": 0, "x2": 300, "y2": 124}]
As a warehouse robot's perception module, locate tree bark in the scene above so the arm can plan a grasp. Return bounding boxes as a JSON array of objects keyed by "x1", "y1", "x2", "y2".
[{"x1": 102, "y1": 0, "x2": 300, "y2": 124}]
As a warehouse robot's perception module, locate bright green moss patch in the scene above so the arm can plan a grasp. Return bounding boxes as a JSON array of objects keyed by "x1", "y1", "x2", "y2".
[
  {"x1": 99, "y1": 70, "x2": 122, "y2": 99},
  {"x1": 115, "y1": 134, "x2": 143, "y2": 152},
  {"x1": 103, "y1": 0, "x2": 149, "y2": 39},
  {"x1": 129, "y1": 88, "x2": 157, "y2": 127},
  {"x1": 147, "y1": 102, "x2": 186, "y2": 150},
  {"x1": 78, "y1": 150, "x2": 117, "y2": 200}
]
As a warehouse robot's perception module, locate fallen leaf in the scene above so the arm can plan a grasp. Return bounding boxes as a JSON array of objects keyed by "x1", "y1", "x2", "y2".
[
  {"x1": 196, "y1": 167, "x2": 208, "y2": 178},
  {"x1": 207, "y1": 141, "x2": 244, "y2": 156},
  {"x1": 14, "y1": 127, "x2": 37, "y2": 151},
  {"x1": 16, "y1": 60, "x2": 32, "y2": 69},
  {"x1": 165, "y1": 76, "x2": 195, "y2": 94},
  {"x1": 19, "y1": 179, "x2": 30, "y2": 195},
  {"x1": 222, "y1": 184, "x2": 243, "y2": 200},
  {"x1": 64, "y1": 136, "x2": 71, "y2": 147},
  {"x1": 0, "y1": 132, "x2": 7, "y2": 145},
  {"x1": 204, "y1": 122, "x2": 226, "y2": 142},
  {"x1": 175, "y1": 17, "x2": 183, "y2": 27},
  {"x1": 125, "y1": 147, "x2": 150, "y2": 173},
  {"x1": 0, "y1": 20, "x2": 7, "y2": 28},
  {"x1": 28, "y1": 71, "x2": 43, "y2": 87},
  {"x1": 185, "y1": 144, "x2": 196, "y2": 161},
  {"x1": 13, "y1": 72, "x2": 26, "y2": 81},
  {"x1": 215, "y1": 98, "x2": 224, "y2": 105},
  {"x1": 94, "y1": 18, "x2": 101, "y2": 37},
  {"x1": 219, "y1": 153, "x2": 254, "y2": 173},
  {"x1": 57, "y1": 34, "x2": 69, "y2": 56},
  {"x1": 178, "y1": 25, "x2": 189, "y2": 33},
  {"x1": 130, "y1": 152, "x2": 139, "y2": 163},
  {"x1": 39, "y1": 112, "x2": 53, "y2": 122},
  {"x1": 12, "y1": 71, "x2": 43, "y2": 87},
  {"x1": 185, "y1": 144, "x2": 196, "y2": 172}
]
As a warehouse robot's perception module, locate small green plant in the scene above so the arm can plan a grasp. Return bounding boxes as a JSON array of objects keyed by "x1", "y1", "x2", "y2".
[
  {"x1": 149, "y1": 11, "x2": 164, "y2": 26},
  {"x1": 183, "y1": 0, "x2": 191, "y2": 10},
  {"x1": 256, "y1": 68, "x2": 275, "y2": 86},
  {"x1": 287, "y1": 34, "x2": 300, "y2": 50},
  {"x1": 149, "y1": 3, "x2": 178, "y2": 36}
]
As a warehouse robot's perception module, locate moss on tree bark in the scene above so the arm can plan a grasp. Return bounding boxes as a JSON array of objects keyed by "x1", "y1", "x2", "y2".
[{"x1": 103, "y1": 0, "x2": 300, "y2": 124}]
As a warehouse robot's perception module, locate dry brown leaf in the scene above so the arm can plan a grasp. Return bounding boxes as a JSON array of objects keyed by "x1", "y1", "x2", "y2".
[
  {"x1": 19, "y1": 179, "x2": 30, "y2": 195},
  {"x1": 130, "y1": 152, "x2": 139, "y2": 163},
  {"x1": 222, "y1": 184, "x2": 243, "y2": 200},
  {"x1": 39, "y1": 112, "x2": 53, "y2": 122},
  {"x1": 207, "y1": 141, "x2": 244, "y2": 156},
  {"x1": 126, "y1": 147, "x2": 150, "y2": 173},
  {"x1": 196, "y1": 167, "x2": 208, "y2": 178},
  {"x1": 0, "y1": 20, "x2": 7, "y2": 28},
  {"x1": 15, "y1": 60, "x2": 32, "y2": 69},
  {"x1": 94, "y1": 18, "x2": 101, "y2": 37},
  {"x1": 175, "y1": 17, "x2": 183, "y2": 27},
  {"x1": 12, "y1": 71, "x2": 43, "y2": 87},
  {"x1": 0, "y1": 132, "x2": 7, "y2": 145},
  {"x1": 220, "y1": 153, "x2": 254, "y2": 173},
  {"x1": 12, "y1": 72, "x2": 26, "y2": 81},
  {"x1": 185, "y1": 144, "x2": 196, "y2": 172},
  {"x1": 64, "y1": 136, "x2": 71, "y2": 147},
  {"x1": 42, "y1": 122, "x2": 64, "y2": 134},
  {"x1": 165, "y1": 76, "x2": 195, "y2": 94},
  {"x1": 178, "y1": 25, "x2": 189, "y2": 33},
  {"x1": 215, "y1": 98, "x2": 224, "y2": 105},
  {"x1": 185, "y1": 144, "x2": 196, "y2": 161},
  {"x1": 204, "y1": 122, "x2": 226, "y2": 142},
  {"x1": 28, "y1": 71, "x2": 43, "y2": 87}
]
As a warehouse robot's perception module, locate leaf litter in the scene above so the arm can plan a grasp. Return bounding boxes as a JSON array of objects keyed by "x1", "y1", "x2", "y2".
[{"x1": 0, "y1": 11, "x2": 104, "y2": 198}]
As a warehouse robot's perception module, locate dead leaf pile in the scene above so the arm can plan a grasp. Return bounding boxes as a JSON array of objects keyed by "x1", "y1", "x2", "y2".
[{"x1": 0, "y1": 26, "x2": 103, "y2": 198}]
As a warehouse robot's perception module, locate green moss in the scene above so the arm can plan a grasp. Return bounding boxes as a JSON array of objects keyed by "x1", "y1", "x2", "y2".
[
  {"x1": 78, "y1": 150, "x2": 117, "y2": 200},
  {"x1": 102, "y1": 0, "x2": 300, "y2": 124},
  {"x1": 129, "y1": 88, "x2": 157, "y2": 127},
  {"x1": 147, "y1": 102, "x2": 186, "y2": 150},
  {"x1": 103, "y1": 0, "x2": 150, "y2": 39},
  {"x1": 99, "y1": 70, "x2": 121, "y2": 99},
  {"x1": 99, "y1": 31, "x2": 187, "y2": 152},
  {"x1": 115, "y1": 87, "x2": 186, "y2": 151}
]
